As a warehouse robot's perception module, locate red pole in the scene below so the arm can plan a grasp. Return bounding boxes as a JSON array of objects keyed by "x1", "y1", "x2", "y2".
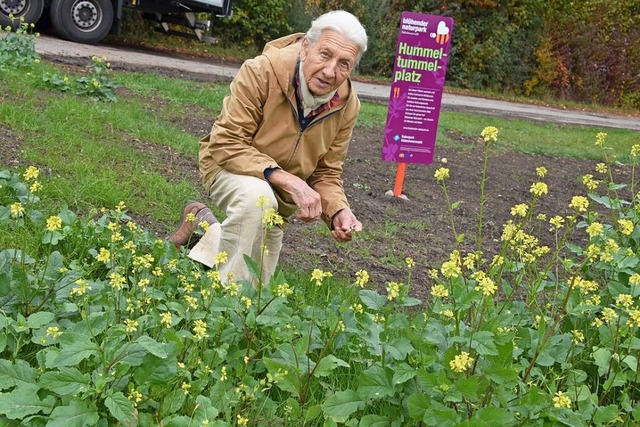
[{"x1": 393, "y1": 162, "x2": 407, "y2": 197}]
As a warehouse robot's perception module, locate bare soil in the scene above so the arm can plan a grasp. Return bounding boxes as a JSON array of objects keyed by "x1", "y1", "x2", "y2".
[{"x1": 2, "y1": 60, "x2": 633, "y2": 300}]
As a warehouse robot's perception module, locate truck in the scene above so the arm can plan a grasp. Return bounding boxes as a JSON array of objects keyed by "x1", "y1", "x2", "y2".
[{"x1": 0, "y1": 0, "x2": 232, "y2": 44}]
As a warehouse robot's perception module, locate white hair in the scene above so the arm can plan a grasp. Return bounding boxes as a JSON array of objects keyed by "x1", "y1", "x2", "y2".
[{"x1": 306, "y1": 10, "x2": 368, "y2": 64}]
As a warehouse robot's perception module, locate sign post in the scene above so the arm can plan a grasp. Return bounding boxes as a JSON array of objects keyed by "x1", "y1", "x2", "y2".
[{"x1": 382, "y1": 12, "x2": 454, "y2": 198}]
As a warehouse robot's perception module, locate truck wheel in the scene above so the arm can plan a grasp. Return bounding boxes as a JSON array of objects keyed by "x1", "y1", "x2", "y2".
[
  {"x1": 0, "y1": 0, "x2": 44, "y2": 27},
  {"x1": 50, "y1": 0, "x2": 113, "y2": 44}
]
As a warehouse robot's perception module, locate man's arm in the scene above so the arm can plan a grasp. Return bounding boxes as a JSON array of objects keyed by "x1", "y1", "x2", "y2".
[{"x1": 205, "y1": 58, "x2": 280, "y2": 179}]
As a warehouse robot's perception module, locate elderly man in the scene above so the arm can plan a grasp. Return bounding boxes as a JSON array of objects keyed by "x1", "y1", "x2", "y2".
[{"x1": 170, "y1": 10, "x2": 368, "y2": 283}]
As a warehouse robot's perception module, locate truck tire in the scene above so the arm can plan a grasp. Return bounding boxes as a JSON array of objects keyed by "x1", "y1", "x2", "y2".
[
  {"x1": 0, "y1": 0, "x2": 44, "y2": 28},
  {"x1": 50, "y1": 0, "x2": 113, "y2": 44}
]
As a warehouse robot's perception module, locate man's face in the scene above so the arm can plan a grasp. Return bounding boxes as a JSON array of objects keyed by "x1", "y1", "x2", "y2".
[{"x1": 300, "y1": 30, "x2": 360, "y2": 96}]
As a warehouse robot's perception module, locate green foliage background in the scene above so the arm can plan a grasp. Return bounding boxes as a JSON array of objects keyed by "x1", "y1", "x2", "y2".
[{"x1": 213, "y1": 0, "x2": 639, "y2": 108}]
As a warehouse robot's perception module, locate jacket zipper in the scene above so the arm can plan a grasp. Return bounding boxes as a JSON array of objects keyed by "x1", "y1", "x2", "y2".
[{"x1": 283, "y1": 101, "x2": 343, "y2": 169}]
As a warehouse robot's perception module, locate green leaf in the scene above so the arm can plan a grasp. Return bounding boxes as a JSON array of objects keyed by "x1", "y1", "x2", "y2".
[
  {"x1": 359, "y1": 289, "x2": 387, "y2": 310},
  {"x1": 0, "y1": 359, "x2": 37, "y2": 390},
  {"x1": 50, "y1": 339, "x2": 99, "y2": 367},
  {"x1": 359, "y1": 414, "x2": 389, "y2": 427},
  {"x1": 322, "y1": 390, "x2": 365, "y2": 423},
  {"x1": 593, "y1": 405, "x2": 620, "y2": 425},
  {"x1": 159, "y1": 389, "x2": 186, "y2": 417},
  {"x1": 407, "y1": 393, "x2": 430, "y2": 421},
  {"x1": 26, "y1": 312, "x2": 54, "y2": 329},
  {"x1": 357, "y1": 366, "x2": 394, "y2": 400},
  {"x1": 454, "y1": 376, "x2": 479, "y2": 401},
  {"x1": 263, "y1": 357, "x2": 300, "y2": 396},
  {"x1": 42, "y1": 251, "x2": 64, "y2": 279},
  {"x1": 136, "y1": 335, "x2": 168, "y2": 358},
  {"x1": 471, "y1": 331, "x2": 499, "y2": 356},
  {"x1": 105, "y1": 391, "x2": 137, "y2": 426},
  {"x1": 475, "y1": 407, "x2": 515, "y2": 426},
  {"x1": 46, "y1": 399, "x2": 99, "y2": 427},
  {"x1": 0, "y1": 385, "x2": 54, "y2": 420},
  {"x1": 243, "y1": 254, "x2": 261, "y2": 281},
  {"x1": 592, "y1": 347, "x2": 612, "y2": 376},
  {"x1": 133, "y1": 353, "x2": 178, "y2": 385},
  {"x1": 386, "y1": 337, "x2": 414, "y2": 360},
  {"x1": 313, "y1": 355, "x2": 350, "y2": 377},
  {"x1": 39, "y1": 367, "x2": 91, "y2": 395},
  {"x1": 392, "y1": 363, "x2": 417, "y2": 385}
]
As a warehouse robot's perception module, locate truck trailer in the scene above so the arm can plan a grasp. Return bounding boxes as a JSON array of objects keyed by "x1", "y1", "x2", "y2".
[{"x1": 0, "y1": 0, "x2": 232, "y2": 44}]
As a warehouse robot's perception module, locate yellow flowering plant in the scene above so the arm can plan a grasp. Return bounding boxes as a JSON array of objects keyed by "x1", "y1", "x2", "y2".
[{"x1": 2, "y1": 127, "x2": 640, "y2": 427}]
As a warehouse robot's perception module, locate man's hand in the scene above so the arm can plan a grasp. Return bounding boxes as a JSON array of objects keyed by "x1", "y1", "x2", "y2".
[
  {"x1": 267, "y1": 168, "x2": 322, "y2": 222},
  {"x1": 331, "y1": 208, "x2": 362, "y2": 242}
]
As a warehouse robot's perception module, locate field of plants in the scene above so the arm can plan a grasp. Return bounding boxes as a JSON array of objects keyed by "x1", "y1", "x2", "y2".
[{"x1": 2, "y1": 20, "x2": 640, "y2": 427}]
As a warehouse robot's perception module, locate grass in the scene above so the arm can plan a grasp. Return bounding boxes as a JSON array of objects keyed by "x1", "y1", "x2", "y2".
[{"x1": 358, "y1": 103, "x2": 639, "y2": 162}]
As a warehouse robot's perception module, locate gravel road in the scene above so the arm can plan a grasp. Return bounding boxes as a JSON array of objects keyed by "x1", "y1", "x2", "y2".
[{"x1": 35, "y1": 35, "x2": 640, "y2": 131}]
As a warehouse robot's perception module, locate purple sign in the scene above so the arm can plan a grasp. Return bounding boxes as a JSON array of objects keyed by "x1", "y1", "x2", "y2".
[{"x1": 381, "y1": 12, "x2": 454, "y2": 165}]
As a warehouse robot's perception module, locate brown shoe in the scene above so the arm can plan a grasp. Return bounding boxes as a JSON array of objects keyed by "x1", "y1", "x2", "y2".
[{"x1": 168, "y1": 201, "x2": 218, "y2": 249}]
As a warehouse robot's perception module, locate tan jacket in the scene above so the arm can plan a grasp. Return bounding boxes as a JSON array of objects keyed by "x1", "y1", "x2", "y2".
[{"x1": 199, "y1": 33, "x2": 361, "y2": 223}]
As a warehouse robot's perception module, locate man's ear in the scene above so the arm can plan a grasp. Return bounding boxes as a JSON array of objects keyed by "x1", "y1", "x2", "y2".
[{"x1": 300, "y1": 37, "x2": 309, "y2": 62}]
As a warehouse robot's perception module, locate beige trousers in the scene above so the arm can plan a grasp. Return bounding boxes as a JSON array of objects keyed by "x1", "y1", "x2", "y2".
[{"x1": 188, "y1": 170, "x2": 284, "y2": 284}]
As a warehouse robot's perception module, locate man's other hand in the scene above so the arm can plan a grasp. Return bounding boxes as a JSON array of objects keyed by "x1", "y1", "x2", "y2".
[
  {"x1": 267, "y1": 169, "x2": 322, "y2": 222},
  {"x1": 331, "y1": 208, "x2": 362, "y2": 242}
]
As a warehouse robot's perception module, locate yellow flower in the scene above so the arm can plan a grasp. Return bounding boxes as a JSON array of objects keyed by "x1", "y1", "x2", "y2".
[
  {"x1": 615, "y1": 294, "x2": 633, "y2": 309},
  {"x1": 569, "y1": 196, "x2": 589, "y2": 212},
  {"x1": 481, "y1": 126, "x2": 498, "y2": 143},
  {"x1": 440, "y1": 260, "x2": 461, "y2": 279},
  {"x1": 350, "y1": 303, "x2": 364, "y2": 314},
  {"x1": 10, "y1": 202, "x2": 25, "y2": 218},
  {"x1": 23, "y1": 166, "x2": 39, "y2": 181},
  {"x1": 595, "y1": 132, "x2": 607, "y2": 147},
  {"x1": 220, "y1": 366, "x2": 228, "y2": 382},
  {"x1": 601, "y1": 307, "x2": 618, "y2": 323},
  {"x1": 115, "y1": 201, "x2": 126, "y2": 213},
  {"x1": 96, "y1": 248, "x2": 111, "y2": 263},
  {"x1": 109, "y1": 273, "x2": 126, "y2": 290},
  {"x1": 128, "y1": 389, "x2": 143, "y2": 407},
  {"x1": 449, "y1": 351, "x2": 474, "y2": 373},
  {"x1": 276, "y1": 283, "x2": 294, "y2": 298},
  {"x1": 124, "y1": 319, "x2": 138, "y2": 333},
  {"x1": 510, "y1": 203, "x2": 528, "y2": 217},
  {"x1": 214, "y1": 251, "x2": 228, "y2": 265},
  {"x1": 256, "y1": 195, "x2": 269, "y2": 209},
  {"x1": 440, "y1": 309, "x2": 454, "y2": 318},
  {"x1": 311, "y1": 268, "x2": 332, "y2": 286},
  {"x1": 553, "y1": 391, "x2": 572, "y2": 408},
  {"x1": 474, "y1": 276, "x2": 497, "y2": 296},
  {"x1": 355, "y1": 269, "x2": 370, "y2": 287},
  {"x1": 198, "y1": 220, "x2": 210, "y2": 232},
  {"x1": 193, "y1": 319, "x2": 208, "y2": 340},
  {"x1": 581, "y1": 174, "x2": 599, "y2": 191},
  {"x1": 160, "y1": 311, "x2": 172, "y2": 328},
  {"x1": 627, "y1": 310, "x2": 640, "y2": 328},
  {"x1": 617, "y1": 219, "x2": 634, "y2": 236},
  {"x1": 549, "y1": 215, "x2": 564, "y2": 231},
  {"x1": 630, "y1": 273, "x2": 640, "y2": 286},
  {"x1": 262, "y1": 208, "x2": 284, "y2": 226},
  {"x1": 29, "y1": 181, "x2": 42, "y2": 192},
  {"x1": 430, "y1": 284, "x2": 449, "y2": 298},
  {"x1": 434, "y1": 167, "x2": 450, "y2": 182},
  {"x1": 595, "y1": 163, "x2": 607, "y2": 173},
  {"x1": 536, "y1": 166, "x2": 547, "y2": 178},
  {"x1": 405, "y1": 257, "x2": 415, "y2": 268},
  {"x1": 241, "y1": 296, "x2": 252, "y2": 310},
  {"x1": 385, "y1": 281, "x2": 402, "y2": 301},
  {"x1": 237, "y1": 415, "x2": 248, "y2": 427},
  {"x1": 46, "y1": 326, "x2": 62, "y2": 339},
  {"x1": 181, "y1": 382, "x2": 191, "y2": 395},
  {"x1": 46, "y1": 215, "x2": 62, "y2": 232},
  {"x1": 585, "y1": 222, "x2": 604, "y2": 238},
  {"x1": 570, "y1": 330, "x2": 584, "y2": 345},
  {"x1": 69, "y1": 278, "x2": 91, "y2": 296},
  {"x1": 530, "y1": 182, "x2": 548, "y2": 197},
  {"x1": 631, "y1": 144, "x2": 640, "y2": 157}
]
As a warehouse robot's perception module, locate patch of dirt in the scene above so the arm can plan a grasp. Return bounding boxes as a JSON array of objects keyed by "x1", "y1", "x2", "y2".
[{"x1": 2, "y1": 61, "x2": 634, "y2": 300}]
